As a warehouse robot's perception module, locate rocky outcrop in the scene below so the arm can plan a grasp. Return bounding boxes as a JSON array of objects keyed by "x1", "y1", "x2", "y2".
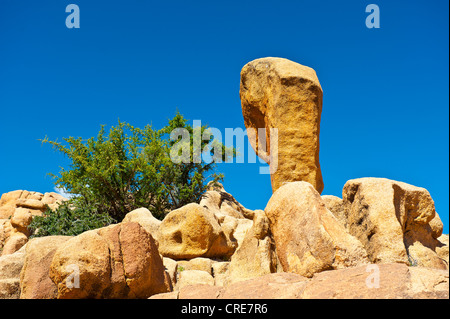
[
  {"x1": 436, "y1": 234, "x2": 449, "y2": 267},
  {"x1": 0, "y1": 190, "x2": 67, "y2": 256},
  {"x1": 0, "y1": 190, "x2": 66, "y2": 219},
  {"x1": 240, "y1": 57, "x2": 324, "y2": 194},
  {"x1": 152, "y1": 263, "x2": 449, "y2": 299},
  {"x1": 342, "y1": 178, "x2": 447, "y2": 269},
  {"x1": 49, "y1": 222, "x2": 170, "y2": 299},
  {"x1": 265, "y1": 181, "x2": 368, "y2": 277},
  {"x1": 157, "y1": 203, "x2": 237, "y2": 260},
  {"x1": 200, "y1": 182, "x2": 254, "y2": 220},
  {"x1": 19, "y1": 236, "x2": 71, "y2": 299},
  {"x1": 226, "y1": 210, "x2": 278, "y2": 284},
  {"x1": 0, "y1": 245, "x2": 26, "y2": 299},
  {"x1": 122, "y1": 207, "x2": 161, "y2": 241}
]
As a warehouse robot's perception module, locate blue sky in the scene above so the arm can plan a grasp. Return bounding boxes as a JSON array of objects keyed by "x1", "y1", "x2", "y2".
[{"x1": 0, "y1": 0, "x2": 448, "y2": 232}]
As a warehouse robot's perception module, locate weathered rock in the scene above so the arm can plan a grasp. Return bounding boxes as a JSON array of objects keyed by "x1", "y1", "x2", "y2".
[
  {"x1": 164, "y1": 263, "x2": 449, "y2": 299},
  {"x1": 436, "y1": 234, "x2": 449, "y2": 268},
  {"x1": 226, "y1": 210, "x2": 277, "y2": 284},
  {"x1": 321, "y1": 195, "x2": 347, "y2": 229},
  {"x1": 232, "y1": 218, "x2": 254, "y2": 248},
  {"x1": 342, "y1": 178, "x2": 447, "y2": 269},
  {"x1": 0, "y1": 245, "x2": 26, "y2": 299},
  {"x1": 10, "y1": 208, "x2": 33, "y2": 235},
  {"x1": 177, "y1": 270, "x2": 215, "y2": 290},
  {"x1": 211, "y1": 261, "x2": 229, "y2": 287},
  {"x1": 1, "y1": 232, "x2": 28, "y2": 256},
  {"x1": 265, "y1": 182, "x2": 368, "y2": 277},
  {"x1": 149, "y1": 291, "x2": 179, "y2": 299},
  {"x1": 122, "y1": 207, "x2": 161, "y2": 241},
  {"x1": 240, "y1": 57, "x2": 324, "y2": 193},
  {"x1": 0, "y1": 219, "x2": 10, "y2": 253},
  {"x1": 0, "y1": 245, "x2": 26, "y2": 281},
  {"x1": 408, "y1": 266, "x2": 449, "y2": 298},
  {"x1": 158, "y1": 203, "x2": 237, "y2": 260},
  {"x1": 49, "y1": 222, "x2": 170, "y2": 299},
  {"x1": 163, "y1": 257, "x2": 178, "y2": 288},
  {"x1": 50, "y1": 229, "x2": 111, "y2": 299},
  {"x1": 0, "y1": 190, "x2": 23, "y2": 219},
  {"x1": 177, "y1": 257, "x2": 213, "y2": 275},
  {"x1": 200, "y1": 182, "x2": 254, "y2": 220},
  {"x1": 15, "y1": 199, "x2": 46, "y2": 213},
  {"x1": 19, "y1": 236, "x2": 72, "y2": 299},
  {"x1": 0, "y1": 190, "x2": 67, "y2": 256}
]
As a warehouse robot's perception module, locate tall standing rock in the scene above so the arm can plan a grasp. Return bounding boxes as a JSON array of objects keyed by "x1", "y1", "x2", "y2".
[{"x1": 240, "y1": 57, "x2": 324, "y2": 193}]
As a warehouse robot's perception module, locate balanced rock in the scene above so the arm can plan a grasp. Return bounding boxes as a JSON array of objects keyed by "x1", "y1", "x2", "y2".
[
  {"x1": 157, "y1": 203, "x2": 237, "y2": 260},
  {"x1": 240, "y1": 57, "x2": 324, "y2": 193},
  {"x1": 265, "y1": 182, "x2": 368, "y2": 277},
  {"x1": 342, "y1": 178, "x2": 446, "y2": 269}
]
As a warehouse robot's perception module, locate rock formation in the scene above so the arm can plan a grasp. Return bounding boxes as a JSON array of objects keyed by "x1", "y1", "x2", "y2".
[
  {"x1": 265, "y1": 181, "x2": 368, "y2": 277},
  {"x1": 151, "y1": 263, "x2": 449, "y2": 299},
  {"x1": 49, "y1": 222, "x2": 170, "y2": 299},
  {"x1": 341, "y1": 178, "x2": 446, "y2": 269},
  {"x1": 240, "y1": 57, "x2": 324, "y2": 193},
  {"x1": 1, "y1": 57, "x2": 449, "y2": 300},
  {"x1": 157, "y1": 203, "x2": 237, "y2": 260},
  {"x1": 0, "y1": 190, "x2": 66, "y2": 256}
]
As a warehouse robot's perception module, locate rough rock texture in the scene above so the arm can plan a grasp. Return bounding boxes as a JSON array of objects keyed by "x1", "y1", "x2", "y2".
[
  {"x1": 211, "y1": 261, "x2": 229, "y2": 286},
  {"x1": 49, "y1": 222, "x2": 170, "y2": 299},
  {"x1": 0, "y1": 245, "x2": 26, "y2": 299},
  {"x1": 342, "y1": 178, "x2": 446, "y2": 269},
  {"x1": 226, "y1": 210, "x2": 278, "y2": 284},
  {"x1": 177, "y1": 257, "x2": 213, "y2": 275},
  {"x1": 157, "y1": 203, "x2": 237, "y2": 260},
  {"x1": 163, "y1": 257, "x2": 178, "y2": 288},
  {"x1": 19, "y1": 236, "x2": 72, "y2": 299},
  {"x1": 177, "y1": 270, "x2": 215, "y2": 290},
  {"x1": 240, "y1": 57, "x2": 324, "y2": 193},
  {"x1": 436, "y1": 234, "x2": 449, "y2": 268},
  {"x1": 154, "y1": 263, "x2": 448, "y2": 299},
  {"x1": 321, "y1": 195, "x2": 347, "y2": 229},
  {"x1": 0, "y1": 190, "x2": 66, "y2": 219},
  {"x1": 0, "y1": 190, "x2": 67, "y2": 256},
  {"x1": 200, "y1": 182, "x2": 254, "y2": 220},
  {"x1": 122, "y1": 207, "x2": 161, "y2": 241},
  {"x1": 265, "y1": 182, "x2": 368, "y2": 277},
  {"x1": 1, "y1": 232, "x2": 28, "y2": 256}
]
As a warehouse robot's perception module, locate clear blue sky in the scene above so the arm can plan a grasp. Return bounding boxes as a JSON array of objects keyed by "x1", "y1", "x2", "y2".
[{"x1": 0, "y1": 0, "x2": 448, "y2": 232}]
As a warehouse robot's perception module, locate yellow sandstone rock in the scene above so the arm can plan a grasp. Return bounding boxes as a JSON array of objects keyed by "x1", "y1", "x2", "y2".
[{"x1": 240, "y1": 57, "x2": 324, "y2": 193}]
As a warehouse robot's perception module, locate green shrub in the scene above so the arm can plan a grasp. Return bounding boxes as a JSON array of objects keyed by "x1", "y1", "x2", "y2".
[
  {"x1": 29, "y1": 199, "x2": 115, "y2": 237},
  {"x1": 41, "y1": 112, "x2": 235, "y2": 222}
]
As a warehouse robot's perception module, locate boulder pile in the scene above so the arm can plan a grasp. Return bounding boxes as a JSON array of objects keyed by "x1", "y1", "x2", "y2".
[
  {"x1": 0, "y1": 57, "x2": 447, "y2": 299},
  {"x1": 0, "y1": 191, "x2": 66, "y2": 257}
]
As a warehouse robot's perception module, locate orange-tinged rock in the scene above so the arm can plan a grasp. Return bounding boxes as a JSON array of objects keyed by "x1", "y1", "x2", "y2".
[{"x1": 240, "y1": 57, "x2": 324, "y2": 193}]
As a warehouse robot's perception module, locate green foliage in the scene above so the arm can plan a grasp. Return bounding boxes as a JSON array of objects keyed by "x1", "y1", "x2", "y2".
[
  {"x1": 41, "y1": 112, "x2": 235, "y2": 221},
  {"x1": 29, "y1": 199, "x2": 115, "y2": 237}
]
